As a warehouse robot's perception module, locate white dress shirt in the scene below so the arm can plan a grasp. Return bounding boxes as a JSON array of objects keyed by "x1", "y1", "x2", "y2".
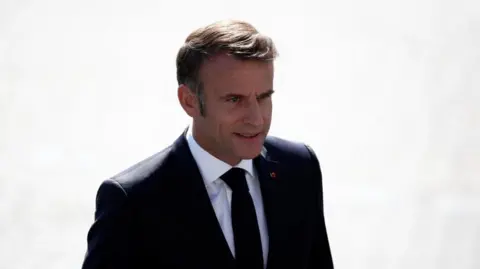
[{"x1": 186, "y1": 127, "x2": 269, "y2": 267}]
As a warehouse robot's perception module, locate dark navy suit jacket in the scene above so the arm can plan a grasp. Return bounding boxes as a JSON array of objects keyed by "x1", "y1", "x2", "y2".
[{"x1": 81, "y1": 130, "x2": 334, "y2": 269}]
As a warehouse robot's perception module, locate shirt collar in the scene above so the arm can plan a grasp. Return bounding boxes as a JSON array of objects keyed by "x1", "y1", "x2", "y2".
[{"x1": 186, "y1": 125, "x2": 254, "y2": 185}]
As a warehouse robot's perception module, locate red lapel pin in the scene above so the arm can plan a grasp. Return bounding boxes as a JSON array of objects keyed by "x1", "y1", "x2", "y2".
[{"x1": 270, "y1": 172, "x2": 276, "y2": 178}]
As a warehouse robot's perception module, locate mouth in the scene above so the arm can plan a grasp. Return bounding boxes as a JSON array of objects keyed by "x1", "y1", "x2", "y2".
[{"x1": 234, "y1": 132, "x2": 261, "y2": 139}]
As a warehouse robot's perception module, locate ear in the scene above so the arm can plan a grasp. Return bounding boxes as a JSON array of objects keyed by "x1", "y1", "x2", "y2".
[{"x1": 178, "y1": 84, "x2": 201, "y2": 118}]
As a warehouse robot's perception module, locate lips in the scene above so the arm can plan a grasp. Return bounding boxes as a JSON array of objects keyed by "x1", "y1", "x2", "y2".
[{"x1": 234, "y1": 133, "x2": 260, "y2": 138}]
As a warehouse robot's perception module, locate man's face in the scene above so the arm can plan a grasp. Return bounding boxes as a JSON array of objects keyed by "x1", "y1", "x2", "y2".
[{"x1": 192, "y1": 54, "x2": 274, "y2": 165}]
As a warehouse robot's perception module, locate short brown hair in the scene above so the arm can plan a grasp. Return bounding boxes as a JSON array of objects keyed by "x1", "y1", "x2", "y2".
[{"x1": 176, "y1": 20, "x2": 278, "y2": 90}]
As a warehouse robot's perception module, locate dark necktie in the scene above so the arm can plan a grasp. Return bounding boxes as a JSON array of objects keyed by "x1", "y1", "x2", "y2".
[{"x1": 221, "y1": 168, "x2": 264, "y2": 269}]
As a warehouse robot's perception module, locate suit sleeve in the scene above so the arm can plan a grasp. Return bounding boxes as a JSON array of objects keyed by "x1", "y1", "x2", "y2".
[
  {"x1": 82, "y1": 179, "x2": 133, "y2": 269},
  {"x1": 305, "y1": 145, "x2": 334, "y2": 268}
]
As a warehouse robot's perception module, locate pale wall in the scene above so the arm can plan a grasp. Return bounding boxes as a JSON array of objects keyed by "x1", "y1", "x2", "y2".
[{"x1": 1, "y1": 1, "x2": 479, "y2": 268}]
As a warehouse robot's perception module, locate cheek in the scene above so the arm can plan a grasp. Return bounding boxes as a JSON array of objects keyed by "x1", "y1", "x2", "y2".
[
  {"x1": 209, "y1": 113, "x2": 234, "y2": 134},
  {"x1": 220, "y1": 108, "x2": 242, "y2": 122},
  {"x1": 261, "y1": 102, "x2": 273, "y2": 117}
]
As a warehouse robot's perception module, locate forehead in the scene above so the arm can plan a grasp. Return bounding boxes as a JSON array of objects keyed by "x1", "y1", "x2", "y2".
[{"x1": 198, "y1": 54, "x2": 273, "y2": 95}]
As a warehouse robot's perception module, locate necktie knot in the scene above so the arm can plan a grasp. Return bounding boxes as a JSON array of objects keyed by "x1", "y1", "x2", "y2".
[{"x1": 221, "y1": 167, "x2": 249, "y2": 193}]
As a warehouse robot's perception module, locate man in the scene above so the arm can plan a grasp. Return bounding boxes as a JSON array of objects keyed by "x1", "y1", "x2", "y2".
[{"x1": 82, "y1": 20, "x2": 334, "y2": 269}]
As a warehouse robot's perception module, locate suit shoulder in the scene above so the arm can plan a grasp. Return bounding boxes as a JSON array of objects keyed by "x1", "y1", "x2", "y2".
[
  {"x1": 264, "y1": 135, "x2": 315, "y2": 162},
  {"x1": 107, "y1": 144, "x2": 175, "y2": 194}
]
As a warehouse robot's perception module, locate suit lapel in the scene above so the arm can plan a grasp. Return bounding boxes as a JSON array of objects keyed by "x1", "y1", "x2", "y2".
[
  {"x1": 170, "y1": 129, "x2": 287, "y2": 269},
  {"x1": 254, "y1": 146, "x2": 284, "y2": 269},
  {"x1": 171, "y1": 131, "x2": 235, "y2": 269}
]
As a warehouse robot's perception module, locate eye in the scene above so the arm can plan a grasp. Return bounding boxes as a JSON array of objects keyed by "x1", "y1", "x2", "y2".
[
  {"x1": 257, "y1": 95, "x2": 268, "y2": 100},
  {"x1": 227, "y1": 96, "x2": 240, "y2": 103},
  {"x1": 257, "y1": 92, "x2": 273, "y2": 101}
]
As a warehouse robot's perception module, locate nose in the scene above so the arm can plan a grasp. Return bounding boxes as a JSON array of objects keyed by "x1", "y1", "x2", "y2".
[{"x1": 244, "y1": 99, "x2": 264, "y2": 126}]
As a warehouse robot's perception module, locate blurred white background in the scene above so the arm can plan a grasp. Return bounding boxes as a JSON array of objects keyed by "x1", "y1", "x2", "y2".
[{"x1": 1, "y1": 0, "x2": 479, "y2": 268}]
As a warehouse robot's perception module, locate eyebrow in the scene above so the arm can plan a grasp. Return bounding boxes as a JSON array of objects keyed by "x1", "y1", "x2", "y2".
[
  {"x1": 220, "y1": 89, "x2": 275, "y2": 99},
  {"x1": 257, "y1": 89, "x2": 275, "y2": 98}
]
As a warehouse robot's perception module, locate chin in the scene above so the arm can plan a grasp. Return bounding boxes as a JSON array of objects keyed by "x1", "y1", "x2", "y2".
[
  {"x1": 231, "y1": 133, "x2": 266, "y2": 159},
  {"x1": 237, "y1": 147, "x2": 263, "y2": 160}
]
